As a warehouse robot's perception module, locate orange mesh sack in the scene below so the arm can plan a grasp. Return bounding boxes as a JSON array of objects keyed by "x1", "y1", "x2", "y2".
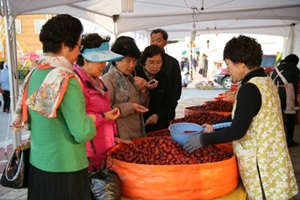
[{"x1": 107, "y1": 137, "x2": 238, "y2": 200}]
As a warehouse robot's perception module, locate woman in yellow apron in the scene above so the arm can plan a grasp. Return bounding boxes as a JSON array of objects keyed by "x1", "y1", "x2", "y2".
[{"x1": 183, "y1": 35, "x2": 298, "y2": 199}]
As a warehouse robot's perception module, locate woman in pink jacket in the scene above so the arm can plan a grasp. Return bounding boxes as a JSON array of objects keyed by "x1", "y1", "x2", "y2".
[{"x1": 74, "y1": 33, "x2": 131, "y2": 170}]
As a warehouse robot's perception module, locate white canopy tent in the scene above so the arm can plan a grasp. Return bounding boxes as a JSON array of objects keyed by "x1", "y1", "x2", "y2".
[
  {"x1": 7, "y1": 0, "x2": 300, "y2": 39},
  {"x1": 1, "y1": 0, "x2": 300, "y2": 147},
  {"x1": 284, "y1": 23, "x2": 300, "y2": 58}
]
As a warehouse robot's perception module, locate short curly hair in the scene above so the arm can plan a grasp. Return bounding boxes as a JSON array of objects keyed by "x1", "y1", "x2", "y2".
[
  {"x1": 140, "y1": 45, "x2": 165, "y2": 66},
  {"x1": 223, "y1": 35, "x2": 263, "y2": 69},
  {"x1": 110, "y1": 36, "x2": 140, "y2": 66},
  {"x1": 39, "y1": 14, "x2": 83, "y2": 53}
]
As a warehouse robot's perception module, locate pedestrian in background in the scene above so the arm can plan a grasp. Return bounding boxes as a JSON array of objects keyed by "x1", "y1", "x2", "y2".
[
  {"x1": 198, "y1": 53, "x2": 208, "y2": 77},
  {"x1": 0, "y1": 61, "x2": 10, "y2": 113},
  {"x1": 271, "y1": 54, "x2": 300, "y2": 147},
  {"x1": 0, "y1": 62, "x2": 3, "y2": 108},
  {"x1": 192, "y1": 57, "x2": 198, "y2": 72},
  {"x1": 11, "y1": 14, "x2": 97, "y2": 200},
  {"x1": 182, "y1": 71, "x2": 190, "y2": 88},
  {"x1": 184, "y1": 35, "x2": 298, "y2": 199}
]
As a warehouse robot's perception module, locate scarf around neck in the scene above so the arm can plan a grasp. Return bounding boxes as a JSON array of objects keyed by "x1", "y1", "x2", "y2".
[
  {"x1": 11, "y1": 55, "x2": 82, "y2": 131},
  {"x1": 108, "y1": 65, "x2": 139, "y2": 105}
]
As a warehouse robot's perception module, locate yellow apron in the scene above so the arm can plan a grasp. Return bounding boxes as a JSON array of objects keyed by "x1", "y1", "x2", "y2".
[{"x1": 232, "y1": 77, "x2": 298, "y2": 199}]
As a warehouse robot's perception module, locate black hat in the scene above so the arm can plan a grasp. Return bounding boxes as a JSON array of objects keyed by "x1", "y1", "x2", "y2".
[{"x1": 284, "y1": 54, "x2": 299, "y2": 65}]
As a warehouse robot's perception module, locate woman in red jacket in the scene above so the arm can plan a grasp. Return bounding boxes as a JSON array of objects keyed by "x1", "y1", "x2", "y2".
[{"x1": 74, "y1": 33, "x2": 131, "y2": 170}]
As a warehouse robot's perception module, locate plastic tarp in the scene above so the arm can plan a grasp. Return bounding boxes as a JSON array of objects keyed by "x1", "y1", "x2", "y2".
[{"x1": 6, "y1": 0, "x2": 300, "y2": 39}]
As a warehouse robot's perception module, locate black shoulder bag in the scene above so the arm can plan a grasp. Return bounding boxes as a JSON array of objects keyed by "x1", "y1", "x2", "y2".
[{"x1": 0, "y1": 142, "x2": 30, "y2": 189}]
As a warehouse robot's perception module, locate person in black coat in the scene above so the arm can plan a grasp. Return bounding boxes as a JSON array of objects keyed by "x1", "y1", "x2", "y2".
[
  {"x1": 271, "y1": 54, "x2": 300, "y2": 147},
  {"x1": 135, "y1": 45, "x2": 174, "y2": 133}
]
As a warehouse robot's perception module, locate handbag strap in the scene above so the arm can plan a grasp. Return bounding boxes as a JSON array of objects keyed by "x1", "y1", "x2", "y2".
[
  {"x1": 274, "y1": 67, "x2": 288, "y2": 84},
  {"x1": 88, "y1": 139, "x2": 110, "y2": 172},
  {"x1": 4, "y1": 147, "x2": 24, "y2": 181},
  {"x1": 90, "y1": 139, "x2": 97, "y2": 155},
  {"x1": 88, "y1": 139, "x2": 98, "y2": 172}
]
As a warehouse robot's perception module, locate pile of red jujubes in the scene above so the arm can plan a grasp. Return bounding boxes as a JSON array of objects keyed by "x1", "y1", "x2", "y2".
[
  {"x1": 183, "y1": 130, "x2": 199, "y2": 134},
  {"x1": 146, "y1": 129, "x2": 170, "y2": 137},
  {"x1": 171, "y1": 112, "x2": 226, "y2": 125},
  {"x1": 191, "y1": 100, "x2": 233, "y2": 112},
  {"x1": 111, "y1": 136, "x2": 232, "y2": 165}
]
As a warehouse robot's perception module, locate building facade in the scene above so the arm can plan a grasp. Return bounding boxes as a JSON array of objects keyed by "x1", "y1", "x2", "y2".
[{"x1": 0, "y1": 14, "x2": 54, "y2": 60}]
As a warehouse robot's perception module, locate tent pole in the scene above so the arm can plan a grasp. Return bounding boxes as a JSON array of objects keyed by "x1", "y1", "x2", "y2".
[
  {"x1": 3, "y1": 0, "x2": 22, "y2": 149},
  {"x1": 190, "y1": 22, "x2": 196, "y2": 81},
  {"x1": 112, "y1": 15, "x2": 119, "y2": 41}
]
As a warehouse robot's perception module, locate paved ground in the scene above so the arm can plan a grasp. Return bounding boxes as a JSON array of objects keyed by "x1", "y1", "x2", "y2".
[{"x1": 0, "y1": 71, "x2": 300, "y2": 199}]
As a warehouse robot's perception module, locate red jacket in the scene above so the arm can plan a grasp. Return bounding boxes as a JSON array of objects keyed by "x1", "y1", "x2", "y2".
[{"x1": 74, "y1": 65, "x2": 116, "y2": 170}]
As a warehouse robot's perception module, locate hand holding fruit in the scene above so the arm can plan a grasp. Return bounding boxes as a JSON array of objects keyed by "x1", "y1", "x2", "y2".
[
  {"x1": 104, "y1": 107, "x2": 120, "y2": 121},
  {"x1": 133, "y1": 103, "x2": 149, "y2": 113}
]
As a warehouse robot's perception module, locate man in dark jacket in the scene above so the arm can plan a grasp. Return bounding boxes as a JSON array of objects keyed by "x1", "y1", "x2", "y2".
[
  {"x1": 271, "y1": 54, "x2": 300, "y2": 147},
  {"x1": 149, "y1": 28, "x2": 182, "y2": 120}
]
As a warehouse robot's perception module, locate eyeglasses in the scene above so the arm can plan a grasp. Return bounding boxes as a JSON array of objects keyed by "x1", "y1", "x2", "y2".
[{"x1": 146, "y1": 60, "x2": 163, "y2": 66}]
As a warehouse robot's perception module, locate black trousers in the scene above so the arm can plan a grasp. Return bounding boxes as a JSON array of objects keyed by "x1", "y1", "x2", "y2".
[
  {"x1": 2, "y1": 90, "x2": 10, "y2": 111},
  {"x1": 285, "y1": 113, "x2": 296, "y2": 141}
]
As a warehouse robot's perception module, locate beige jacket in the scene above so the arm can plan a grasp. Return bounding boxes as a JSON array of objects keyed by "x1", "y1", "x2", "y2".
[{"x1": 101, "y1": 65, "x2": 148, "y2": 140}]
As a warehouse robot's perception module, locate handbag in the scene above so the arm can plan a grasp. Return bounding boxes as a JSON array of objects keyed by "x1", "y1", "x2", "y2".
[
  {"x1": 88, "y1": 140, "x2": 122, "y2": 200},
  {"x1": 0, "y1": 143, "x2": 30, "y2": 189},
  {"x1": 273, "y1": 67, "x2": 296, "y2": 114}
]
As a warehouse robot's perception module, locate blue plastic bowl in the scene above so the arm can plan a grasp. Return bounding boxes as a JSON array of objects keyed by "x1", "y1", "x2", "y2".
[{"x1": 168, "y1": 122, "x2": 203, "y2": 146}]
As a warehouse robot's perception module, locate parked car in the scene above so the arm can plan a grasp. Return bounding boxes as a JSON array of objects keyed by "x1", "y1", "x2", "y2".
[{"x1": 213, "y1": 55, "x2": 278, "y2": 89}]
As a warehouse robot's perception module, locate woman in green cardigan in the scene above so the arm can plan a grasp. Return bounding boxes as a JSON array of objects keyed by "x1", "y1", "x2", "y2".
[{"x1": 11, "y1": 14, "x2": 96, "y2": 200}]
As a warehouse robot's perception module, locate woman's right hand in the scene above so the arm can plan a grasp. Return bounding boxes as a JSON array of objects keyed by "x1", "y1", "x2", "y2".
[
  {"x1": 104, "y1": 107, "x2": 120, "y2": 121},
  {"x1": 133, "y1": 103, "x2": 149, "y2": 113}
]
